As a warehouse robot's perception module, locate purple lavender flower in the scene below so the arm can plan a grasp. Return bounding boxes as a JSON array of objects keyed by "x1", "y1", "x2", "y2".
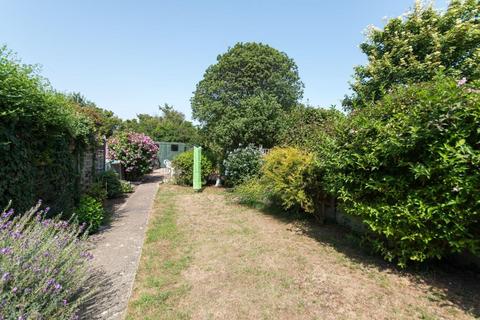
[
  {"x1": 80, "y1": 251, "x2": 94, "y2": 260},
  {"x1": 10, "y1": 230, "x2": 22, "y2": 239},
  {"x1": 44, "y1": 278, "x2": 56, "y2": 291},
  {"x1": 0, "y1": 247, "x2": 12, "y2": 255},
  {"x1": 54, "y1": 283, "x2": 62, "y2": 292},
  {"x1": 1, "y1": 209, "x2": 13, "y2": 220},
  {"x1": 2, "y1": 272, "x2": 10, "y2": 282},
  {"x1": 42, "y1": 219, "x2": 52, "y2": 227},
  {"x1": 0, "y1": 221, "x2": 12, "y2": 230},
  {"x1": 55, "y1": 221, "x2": 69, "y2": 229}
]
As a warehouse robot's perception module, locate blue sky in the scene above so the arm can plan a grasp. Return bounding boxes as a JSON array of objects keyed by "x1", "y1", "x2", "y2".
[{"x1": 0, "y1": 0, "x2": 448, "y2": 120}]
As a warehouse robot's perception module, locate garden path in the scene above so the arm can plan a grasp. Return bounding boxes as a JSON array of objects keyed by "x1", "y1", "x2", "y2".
[{"x1": 82, "y1": 170, "x2": 163, "y2": 320}]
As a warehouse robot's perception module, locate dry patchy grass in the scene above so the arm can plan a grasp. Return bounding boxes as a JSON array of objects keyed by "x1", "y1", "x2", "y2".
[{"x1": 127, "y1": 185, "x2": 480, "y2": 320}]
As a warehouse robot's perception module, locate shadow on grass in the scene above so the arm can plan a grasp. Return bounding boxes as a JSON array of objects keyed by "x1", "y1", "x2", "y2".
[{"x1": 237, "y1": 197, "x2": 480, "y2": 318}]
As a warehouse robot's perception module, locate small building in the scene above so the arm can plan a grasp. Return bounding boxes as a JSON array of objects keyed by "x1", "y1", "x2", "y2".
[{"x1": 156, "y1": 142, "x2": 192, "y2": 168}]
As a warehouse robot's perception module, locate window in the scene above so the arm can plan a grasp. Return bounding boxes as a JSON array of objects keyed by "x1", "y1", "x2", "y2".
[{"x1": 171, "y1": 144, "x2": 178, "y2": 152}]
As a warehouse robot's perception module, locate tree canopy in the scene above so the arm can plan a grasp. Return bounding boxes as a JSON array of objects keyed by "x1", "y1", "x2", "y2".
[
  {"x1": 344, "y1": 0, "x2": 480, "y2": 109},
  {"x1": 69, "y1": 92, "x2": 122, "y2": 138},
  {"x1": 191, "y1": 42, "x2": 304, "y2": 157},
  {"x1": 121, "y1": 104, "x2": 198, "y2": 143}
]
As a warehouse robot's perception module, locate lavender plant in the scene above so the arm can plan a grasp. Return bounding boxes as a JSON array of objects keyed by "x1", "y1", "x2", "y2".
[{"x1": 0, "y1": 202, "x2": 94, "y2": 319}]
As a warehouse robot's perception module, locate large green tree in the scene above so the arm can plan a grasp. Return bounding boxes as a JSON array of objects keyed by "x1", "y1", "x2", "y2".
[
  {"x1": 344, "y1": 0, "x2": 480, "y2": 109},
  {"x1": 122, "y1": 104, "x2": 199, "y2": 143},
  {"x1": 191, "y1": 42, "x2": 304, "y2": 158}
]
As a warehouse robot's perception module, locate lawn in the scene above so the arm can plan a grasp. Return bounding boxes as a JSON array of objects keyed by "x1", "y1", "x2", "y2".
[{"x1": 126, "y1": 185, "x2": 480, "y2": 320}]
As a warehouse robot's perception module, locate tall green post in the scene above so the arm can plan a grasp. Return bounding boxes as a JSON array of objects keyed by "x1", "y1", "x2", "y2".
[{"x1": 193, "y1": 146, "x2": 202, "y2": 191}]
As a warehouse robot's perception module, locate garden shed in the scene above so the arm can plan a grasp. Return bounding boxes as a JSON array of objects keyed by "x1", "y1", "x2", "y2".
[{"x1": 157, "y1": 142, "x2": 191, "y2": 167}]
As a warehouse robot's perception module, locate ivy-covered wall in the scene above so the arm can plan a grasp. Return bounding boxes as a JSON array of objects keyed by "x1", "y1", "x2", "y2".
[{"x1": 0, "y1": 47, "x2": 95, "y2": 216}]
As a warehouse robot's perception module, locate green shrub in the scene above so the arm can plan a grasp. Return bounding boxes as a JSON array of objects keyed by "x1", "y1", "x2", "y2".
[
  {"x1": 331, "y1": 76, "x2": 480, "y2": 266},
  {"x1": 0, "y1": 203, "x2": 94, "y2": 319},
  {"x1": 223, "y1": 144, "x2": 263, "y2": 186},
  {"x1": 75, "y1": 195, "x2": 105, "y2": 232},
  {"x1": 86, "y1": 182, "x2": 108, "y2": 202},
  {"x1": 97, "y1": 170, "x2": 123, "y2": 198},
  {"x1": 262, "y1": 147, "x2": 325, "y2": 219},
  {"x1": 172, "y1": 149, "x2": 213, "y2": 186},
  {"x1": 120, "y1": 180, "x2": 134, "y2": 193},
  {"x1": 277, "y1": 104, "x2": 345, "y2": 152},
  {"x1": 0, "y1": 46, "x2": 94, "y2": 215}
]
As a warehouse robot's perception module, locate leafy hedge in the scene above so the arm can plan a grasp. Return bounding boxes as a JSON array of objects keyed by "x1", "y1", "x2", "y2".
[
  {"x1": 172, "y1": 149, "x2": 213, "y2": 186},
  {"x1": 0, "y1": 46, "x2": 93, "y2": 215},
  {"x1": 235, "y1": 76, "x2": 480, "y2": 267},
  {"x1": 330, "y1": 76, "x2": 480, "y2": 266}
]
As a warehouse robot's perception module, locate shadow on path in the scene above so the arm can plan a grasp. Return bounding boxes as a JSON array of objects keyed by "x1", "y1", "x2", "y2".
[{"x1": 81, "y1": 170, "x2": 164, "y2": 319}]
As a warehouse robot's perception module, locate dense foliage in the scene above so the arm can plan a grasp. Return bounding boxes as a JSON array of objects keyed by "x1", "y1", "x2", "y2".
[
  {"x1": 121, "y1": 104, "x2": 199, "y2": 144},
  {"x1": 223, "y1": 145, "x2": 263, "y2": 186},
  {"x1": 97, "y1": 170, "x2": 123, "y2": 199},
  {"x1": 0, "y1": 46, "x2": 94, "y2": 214},
  {"x1": 75, "y1": 195, "x2": 105, "y2": 232},
  {"x1": 107, "y1": 132, "x2": 159, "y2": 180},
  {"x1": 172, "y1": 149, "x2": 213, "y2": 186},
  {"x1": 277, "y1": 104, "x2": 345, "y2": 152},
  {"x1": 0, "y1": 204, "x2": 94, "y2": 319},
  {"x1": 120, "y1": 180, "x2": 134, "y2": 193},
  {"x1": 234, "y1": 146, "x2": 327, "y2": 221},
  {"x1": 262, "y1": 147, "x2": 323, "y2": 217},
  {"x1": 192, "y1": 42, "x2": 304, "y2": 160},
  {"x1": 344, "y1": 0, "x2": 480, "y2": 109},
  {"x1": 85, "y1": 182, "x2": 108, "y2": 202},
  {"x1": 331, "y1": 76, "x2": 480, "y2": 266},
  {"x1": 69, "y1": 92, "x2": 122, "y2": 138}
]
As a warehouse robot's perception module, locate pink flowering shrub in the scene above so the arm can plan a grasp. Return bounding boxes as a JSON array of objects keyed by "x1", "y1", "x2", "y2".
[
  {"x1": 0, "y1": 202, "x2": 94, "y2": 319},
  {"x1": 107, "y1": 132, "x2": 159, "y2": 180}
]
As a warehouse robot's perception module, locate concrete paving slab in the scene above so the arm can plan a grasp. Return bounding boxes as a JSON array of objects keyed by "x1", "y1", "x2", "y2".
[{"x1": 82, "y1": 170, "x2": 162, "y2": 319}]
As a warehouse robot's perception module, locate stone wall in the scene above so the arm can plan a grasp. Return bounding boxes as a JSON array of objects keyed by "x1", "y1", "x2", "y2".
[{"x1": 80, "y1": 140, "x2": 106, "y2": 190}]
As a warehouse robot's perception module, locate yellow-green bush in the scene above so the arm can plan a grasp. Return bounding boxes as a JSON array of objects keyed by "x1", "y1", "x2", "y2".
[{"x1": 262, "y1": 147, "x2": 323, "y2": 218}]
